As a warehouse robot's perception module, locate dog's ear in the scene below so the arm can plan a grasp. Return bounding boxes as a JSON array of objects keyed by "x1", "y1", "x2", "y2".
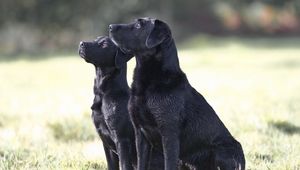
[
  {"x1": 145, "y1": 19, "x2": 171, "y2": 48},
  {"x1": 114, "y1": 49, "x2": 133, "y2": 68}
]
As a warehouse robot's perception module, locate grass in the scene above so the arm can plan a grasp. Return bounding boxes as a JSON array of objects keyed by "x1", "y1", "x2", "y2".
[
  {"x1": 47, "y1": 113, "x2": 96, "y2": 142},
  {"x1": 1, "y1": 37, "x2": 300, "y2": 169}
]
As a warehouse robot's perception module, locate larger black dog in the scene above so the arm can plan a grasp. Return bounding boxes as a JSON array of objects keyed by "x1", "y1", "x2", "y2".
[
  {"x1": 109, "y1": 18, "x2": 245, "y2": 170},
  {"x1": 78, "y1": 36, "x2": 164, "y2": 170}
]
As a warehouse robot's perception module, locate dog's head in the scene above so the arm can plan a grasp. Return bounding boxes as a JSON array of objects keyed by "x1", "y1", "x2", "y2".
[
  {"x1": 78, "y1": 36, "x2": 132, "y2": 68},
  {"x1": 109, "y1": 18, "x2": 172, "y2": 53}
]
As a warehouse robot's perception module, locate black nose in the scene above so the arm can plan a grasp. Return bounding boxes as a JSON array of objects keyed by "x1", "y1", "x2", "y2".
[
  {"x1": 79, "y1": 41, "x2": 85, "y2": 48},
  {"x1": 109, "y1": 24, "x2": 118, "y2": 32},
  {"x1": 109, "y1": 24, "x2": 113, "y2": 32}
]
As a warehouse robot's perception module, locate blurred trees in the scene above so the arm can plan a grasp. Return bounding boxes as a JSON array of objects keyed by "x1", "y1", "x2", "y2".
[{"x1": 0, "y1": 0, "x2": 299, "y2": 55}]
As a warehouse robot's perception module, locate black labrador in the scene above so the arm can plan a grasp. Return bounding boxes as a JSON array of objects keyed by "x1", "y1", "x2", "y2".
[
  {"x1": 109, "y1": 18, "x2": 245, "y2": 170},
  {"x1": 78, "y1": 36, "x2": 164, "y2": 170}
]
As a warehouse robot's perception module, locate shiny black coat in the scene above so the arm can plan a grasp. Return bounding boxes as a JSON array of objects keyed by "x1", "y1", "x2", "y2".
[
  {"x1": 79, "y1": 36, "x2": 164, "y2": 170},
  {"x1": 110, "y1": 18, "x2": 245, "y2": 170}
]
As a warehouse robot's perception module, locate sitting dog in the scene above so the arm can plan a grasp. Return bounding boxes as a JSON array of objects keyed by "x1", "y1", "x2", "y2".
[
  {"x1": 78, "y1": 36, "x2": 164, "y2": 170},
  {"x1": 109, "y1": 18, "x2": 245, "y2": 170}
]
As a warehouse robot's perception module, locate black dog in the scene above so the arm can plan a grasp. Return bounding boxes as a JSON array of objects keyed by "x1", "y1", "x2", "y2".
[
  {"x1": 78, "y1": 36, "x2": 164, "y2": 170},
  {"x1": 79, "y1": 36, "x2": 135, "y2": 170},
  {"x1": 109, "y1": 18, "x2": 245, "y2": 170}
]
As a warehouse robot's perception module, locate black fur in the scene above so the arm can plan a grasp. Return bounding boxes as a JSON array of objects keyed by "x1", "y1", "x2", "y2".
[
  {"x1": 78, "y1": 36, "x2": 164, "y2": 170},
  {"x1": 109, "y1": 18, "x2": 245, "y2": 170}
]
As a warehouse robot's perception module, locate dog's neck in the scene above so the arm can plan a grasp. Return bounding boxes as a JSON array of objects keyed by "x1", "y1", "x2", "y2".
[
  {"x1": 135, "y1": 38, "x2": 181, "y2": 72},
  {"x1": 132, "y1": 38, "x2": 186, "y2": 94},
  {"x1": 94, "y1": 65, "x2": 128, "y2": 95}
]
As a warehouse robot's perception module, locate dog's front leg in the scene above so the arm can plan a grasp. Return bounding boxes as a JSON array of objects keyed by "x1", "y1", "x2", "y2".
[
  {"x1": 103, "y1": 144, "x2": 120, "y2": 170},
  {"x1": 117, "y1": 139, "x2": 134, "y2": 170},
  {"x1": 135, "y1": 128, "x2": 151, "y2": 170},
  {"x1": 161, "y1": 128, "x2": 180, "y2": 170}
]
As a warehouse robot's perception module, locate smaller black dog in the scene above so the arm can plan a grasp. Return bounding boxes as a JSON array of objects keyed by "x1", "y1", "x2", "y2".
[
  {"x1": 78, "y1": 36, "x2": 164, "y2": 170},
  {"x1": 79, "y1": 36, "x2": 135, "y2": 170}
]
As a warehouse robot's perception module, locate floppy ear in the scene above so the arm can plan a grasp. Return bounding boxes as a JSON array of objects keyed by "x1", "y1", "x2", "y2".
[
  {"x1": 114, "y1": 49, "x2": 133, "y2": 68},
  {"x1": 145, "y1": 19, "x2": 171, "y2": 48}
]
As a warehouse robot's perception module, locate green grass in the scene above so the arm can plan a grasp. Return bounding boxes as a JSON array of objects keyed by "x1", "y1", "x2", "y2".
[{"x1": 1, "y1": 37, "x2": 300, "y2": 169}]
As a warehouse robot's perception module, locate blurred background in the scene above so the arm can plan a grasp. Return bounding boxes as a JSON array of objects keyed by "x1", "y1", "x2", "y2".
[
  {"x1": 1, "y1": 0, "x2": 300, "y2": 55},
  {"x1": 0, "y1": 0, "x2": 300, "y2": 170}
]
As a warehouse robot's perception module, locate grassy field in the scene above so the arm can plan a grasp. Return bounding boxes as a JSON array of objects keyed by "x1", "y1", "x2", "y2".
[{"x1": 0, "y1": 37, "x2": 300, "y2": 170}]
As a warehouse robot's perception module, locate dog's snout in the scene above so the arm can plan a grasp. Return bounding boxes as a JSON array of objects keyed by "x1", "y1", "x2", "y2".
[{"x1": 109, "y1": 24, "x2": 118, "y2": 32}]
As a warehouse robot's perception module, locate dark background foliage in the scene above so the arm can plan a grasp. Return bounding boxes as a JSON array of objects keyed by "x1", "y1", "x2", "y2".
[{"x1": 0, "y1": 0, "x2": 299, "y2": 55}]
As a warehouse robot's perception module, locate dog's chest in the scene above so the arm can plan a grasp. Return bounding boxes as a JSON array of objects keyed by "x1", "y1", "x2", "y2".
[
  {"x1": 92, "y1": 110, "x2": 116, "y2": 150},
  {"x1": 130, "y1": 96, "x2": 156, "y2": 125},
  {"x1": 102, "y1": 98, "x2": 117, "y2": 116},
  {"x1": 130, "y1": 96, "x2": 162, "y2": 147},
  {"x1": 101, "y1": 97, "x2": 120, "y2": 129}
]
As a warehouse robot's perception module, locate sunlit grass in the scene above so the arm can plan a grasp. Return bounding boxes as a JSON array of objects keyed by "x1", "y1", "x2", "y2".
[{"x1": 1, "y1": 38, "x2": 300, "y2": 169}]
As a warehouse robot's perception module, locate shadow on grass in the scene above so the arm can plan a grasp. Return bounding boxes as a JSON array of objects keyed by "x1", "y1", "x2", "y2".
[
  {"x1": 268, "y1": 121, "x2": 300, "y2": 135},
  {"x1": 271, "y1": 59, "x2": 300, "y2": 69},
  {"x1": 0, "y1": 113, "x2": 18, "y2": 128}
]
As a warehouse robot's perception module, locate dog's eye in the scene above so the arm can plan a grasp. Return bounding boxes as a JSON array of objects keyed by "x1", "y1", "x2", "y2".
[
  {"x1": 98, "y1": 41, "x2": 108, "y2": 48},
  {"x1": 97, "y1": 40, "x2": 102, "y2": 45},
  {"x1": 135, "y1": 23, "x2": 141, "y2": 29}
]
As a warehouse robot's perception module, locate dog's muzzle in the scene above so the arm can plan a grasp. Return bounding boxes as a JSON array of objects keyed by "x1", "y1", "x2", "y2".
[{"x1": 78, "y1": 41, "x2": 86, "y2": 58}]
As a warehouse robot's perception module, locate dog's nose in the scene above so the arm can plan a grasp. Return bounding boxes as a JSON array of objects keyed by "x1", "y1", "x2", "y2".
[
  {"x1": 109, "y1": 24, "x2": 118, "y2": 32},
  {"x1": 79, "y1": 41, "x2": 85, "y2": 48},
  {"x1": 109, "y1": 25, "x2": 113, "y2": 32}
]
